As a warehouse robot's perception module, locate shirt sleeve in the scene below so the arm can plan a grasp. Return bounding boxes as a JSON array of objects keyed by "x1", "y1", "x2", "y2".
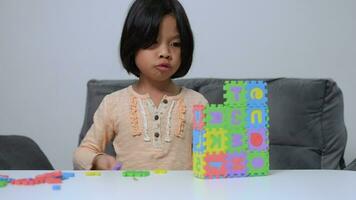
[
  {"x1": 197, "y1": 92, "x2": 209, "y2": 106},
  {"x1": 201, "y1": 95, "x2": 209, "y2": 105},
  {"x1": 73, "y1": 95, "x2": 115, "y2": 170}
]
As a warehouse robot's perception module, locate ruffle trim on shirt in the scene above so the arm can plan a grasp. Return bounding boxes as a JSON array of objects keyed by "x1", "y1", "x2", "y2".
[
  {"x1": 130, "y1": 96, "x2": 141, "y2": 136},
  {"x1": 175, "y1": 98, "x2": 186, "y2": 138},
  {"x1": 138, "y1": 98, "x2": 150, "y2": 141}
]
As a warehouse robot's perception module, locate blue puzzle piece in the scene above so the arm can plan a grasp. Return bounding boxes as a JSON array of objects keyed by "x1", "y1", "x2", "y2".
[
  {"x1": 209, "y1": 162, "x2": 223, "y2": 169},
  {"x1": 246, "y1": 81, "x2": 267, "y2": 106},
  {"x1": 193, "y1": 129, "x2": 206, "y2": 153}
]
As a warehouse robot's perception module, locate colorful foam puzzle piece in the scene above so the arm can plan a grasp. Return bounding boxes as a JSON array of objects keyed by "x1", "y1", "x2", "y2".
[
  {"x1": 193, "y1": 105, "x2": 205, "y2": 130},
  {"x1": 153, "y1": 169, "x2": 168, "y2": 174},
  {"x1": 0, "y1": 170, "x2": 75, "y2": 190},
  {"x1": 112, "y1": 162, "x2": 122, "y2": 170},
  {"x1": 62, "y1": 172, "x2": 75, "y2": 180},
  {"x1": 122, "y1": 170, "x2": 150, "y2": 177},
  {"x1": 52, "y1": 184, "x2": 61, "y2": 191},
  {"x1": 0, "y1": 180, "x2": 8, "y2": 188},
  {"x1": 193, "y1": 80, "x2": 270, "y2": 179},
  {"x1": 85, "y1": 171, "x2": 101, "y2": 176}
]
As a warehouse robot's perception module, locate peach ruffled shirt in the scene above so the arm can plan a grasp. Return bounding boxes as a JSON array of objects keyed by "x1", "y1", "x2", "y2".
[{"x1": 73, "y1": 85, "x2": 208, "y2": 170}]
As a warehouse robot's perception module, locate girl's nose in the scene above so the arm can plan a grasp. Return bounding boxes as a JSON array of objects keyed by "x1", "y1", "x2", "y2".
[
  {"x1": 159, "y1": 53, "x2": 170, "y2": 59},
  {"x1": 159, "y1": 46, "x2": 170, "y2": 59}
]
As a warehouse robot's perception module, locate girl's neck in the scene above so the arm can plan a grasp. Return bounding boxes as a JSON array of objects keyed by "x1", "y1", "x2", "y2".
[
  {"x1": 133, "y1": 78, "x2": 181, "y2": 108},
  {"x1": 134, "y1": 78, "x2": 180, "y2": 96}
]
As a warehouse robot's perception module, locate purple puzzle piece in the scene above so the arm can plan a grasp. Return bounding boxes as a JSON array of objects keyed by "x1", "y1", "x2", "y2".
[
  {"x1": 210, "y1": 112, "x2": 223, "y2": 124},
  {"x1": 230, "y1": 87, "x2": 242, "y2": 101}
]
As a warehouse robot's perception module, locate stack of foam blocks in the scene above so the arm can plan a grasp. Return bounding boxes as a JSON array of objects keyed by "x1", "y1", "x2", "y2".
[{"x1": 193, "y1": 80, "x2": 269, "y2": 179}]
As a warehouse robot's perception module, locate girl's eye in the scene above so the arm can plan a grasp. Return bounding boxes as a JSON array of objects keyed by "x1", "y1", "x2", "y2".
[
  {"x1": 171, "y1": 41, "x2": 181, "y2": 48},
  {"x1": 147, "y1": 41, "x2": 158, "y2": 49}
]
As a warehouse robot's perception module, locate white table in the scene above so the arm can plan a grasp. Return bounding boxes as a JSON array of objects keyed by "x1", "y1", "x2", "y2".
[{"x1": 1, "y1": 170, "x2": 355, "y2": 200}]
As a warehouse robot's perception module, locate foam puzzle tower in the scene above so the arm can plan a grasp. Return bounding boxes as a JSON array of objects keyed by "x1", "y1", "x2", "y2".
[{"x1": 193, "y1": 80, "x2": 269, "y2": 179}]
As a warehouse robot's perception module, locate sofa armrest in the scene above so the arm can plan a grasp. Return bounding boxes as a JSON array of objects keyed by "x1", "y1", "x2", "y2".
[
  {"x1": 0, "y1": 135, "x2": 54, "y2": 170},
  {"x1": 345, "y1": 158, "x2": 356, "y2": 171}
]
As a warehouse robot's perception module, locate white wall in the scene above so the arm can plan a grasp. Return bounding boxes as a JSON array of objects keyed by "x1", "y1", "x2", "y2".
[{"x1": 0, "y1": 0, "x2": 355, "y2": 169}]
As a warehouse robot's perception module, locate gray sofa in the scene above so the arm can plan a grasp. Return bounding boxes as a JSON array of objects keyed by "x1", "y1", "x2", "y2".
[
  {"x1": 0, "y1": 135, "x2": 54, "y2": 170},
  {"x1": 79, "y1": 78, "x2": 355, "y2": 170}
]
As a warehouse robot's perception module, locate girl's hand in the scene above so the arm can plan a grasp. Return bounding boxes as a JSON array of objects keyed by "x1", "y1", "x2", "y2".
[{"x1": 92, "y1": 154, "x2": 117, "y2": 170}]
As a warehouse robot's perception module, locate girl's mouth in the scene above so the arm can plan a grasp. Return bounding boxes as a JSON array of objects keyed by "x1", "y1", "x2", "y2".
[{"x1": 156, "y1": 63, "x2": 171, "y2": 71}]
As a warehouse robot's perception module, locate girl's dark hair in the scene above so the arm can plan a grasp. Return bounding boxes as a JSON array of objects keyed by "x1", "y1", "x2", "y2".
[{"x1": 120, "y1": 0, "x2": 194, "y2": 78}]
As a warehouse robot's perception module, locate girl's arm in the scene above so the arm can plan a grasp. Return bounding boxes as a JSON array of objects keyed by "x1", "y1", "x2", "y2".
[{"x1": 73, "y1": 96, "x2": 116, "y2": 170}]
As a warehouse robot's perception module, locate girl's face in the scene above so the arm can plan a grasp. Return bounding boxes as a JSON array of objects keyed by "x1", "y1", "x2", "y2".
[{"x1": 135, "y1": 15, "x2": 181, "y2": 82}]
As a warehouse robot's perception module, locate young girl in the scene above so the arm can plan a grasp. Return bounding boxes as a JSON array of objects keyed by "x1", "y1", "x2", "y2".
[{"x1": 73, "y1": 0, "x2": 207, "y2": 170}]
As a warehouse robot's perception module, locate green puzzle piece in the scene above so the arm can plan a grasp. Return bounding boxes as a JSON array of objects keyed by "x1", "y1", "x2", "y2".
[
  {"x1": 0, "y1": 180, "x2": 8, "y2": 188},
  {"x1": 122, "y1": 170, "x2": 150, "y2": 177},
  {"x1": 223, "y1": 81, "x2": 247, "y2": 106}
]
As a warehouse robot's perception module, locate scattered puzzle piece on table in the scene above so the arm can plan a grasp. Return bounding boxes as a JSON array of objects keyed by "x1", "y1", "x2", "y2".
[
  {"x1": 0, "y1": 180, "x2": 8, "y2": 188},
  {"x1": 46, "y1": 177, "x2": 62, "y2": 184},
  {"x1": 153, "y1": 169, "x2": 167, "y2": 174},
  {"x1": 0, "y1": 170, "x2": 75, "y2": 190},
  {"x1": 122, "y1": 171, "x2": 150, "y2": 177},
  {"x1": 52, "y1": 185, "x2": 61, "y2": 191},
  {"x1": 85, "y1": 171, "x2": 101, "y2": 176},
  {"x1": 62, "y1": 172, "x2": 75, "y2": 180},
  {"x1": 112, "y1": 162, "x2": 122, "y2": 170},
  {"x1": 193, "y1": 80, "x2": 270, "y2": 179}
]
